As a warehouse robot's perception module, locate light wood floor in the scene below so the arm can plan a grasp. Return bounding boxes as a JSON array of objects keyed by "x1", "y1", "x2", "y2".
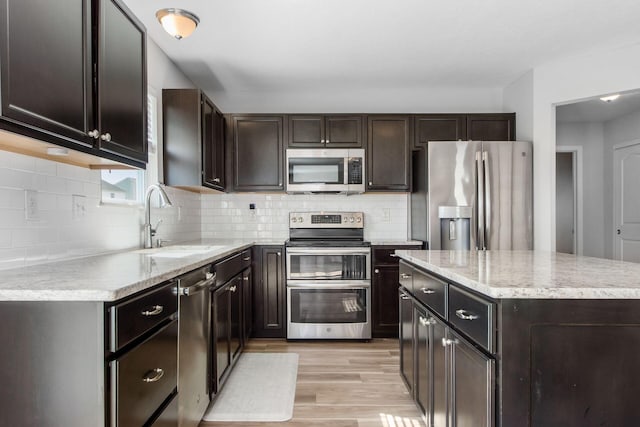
[{"x1": 199, "y1": 339, "x2": 424, "y2": 427}]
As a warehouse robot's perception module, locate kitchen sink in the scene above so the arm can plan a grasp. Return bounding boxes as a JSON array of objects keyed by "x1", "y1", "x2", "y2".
[{"x1": 134, "y1": 245, "x2": 226, "y2": 258}]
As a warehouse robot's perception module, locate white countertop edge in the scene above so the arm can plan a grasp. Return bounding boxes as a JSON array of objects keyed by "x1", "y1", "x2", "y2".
[
  {"x1": 396, "y1": 251, "x2": 640, "y2": 300},
  {"x1": 0, "y1": 241, "x2": 274, "y2": 302}
]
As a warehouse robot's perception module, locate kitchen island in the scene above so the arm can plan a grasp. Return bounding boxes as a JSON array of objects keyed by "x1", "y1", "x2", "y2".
[{"x1": 395, "y1": 249, "x2": 640, "y2": 427}]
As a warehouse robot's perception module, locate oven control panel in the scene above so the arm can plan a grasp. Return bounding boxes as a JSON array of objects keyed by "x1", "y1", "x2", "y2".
[{"x1": 289, "y1": 212, "x2": 364, "y2": 228}]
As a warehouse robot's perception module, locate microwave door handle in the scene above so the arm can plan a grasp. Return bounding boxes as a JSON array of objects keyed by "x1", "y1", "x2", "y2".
[{"x1": 287, "y1": 282, "x2": 371, "y2": 290}]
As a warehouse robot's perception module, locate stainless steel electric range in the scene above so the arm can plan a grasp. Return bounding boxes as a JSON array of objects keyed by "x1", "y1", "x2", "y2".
[{"x1": 285, "y1": 211, "x2": 371, "y2": 340}]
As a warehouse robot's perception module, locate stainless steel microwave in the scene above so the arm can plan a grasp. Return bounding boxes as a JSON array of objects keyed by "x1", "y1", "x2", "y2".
[{"x1": 286, "y1": 148, "x2": 365, "y2": 193}]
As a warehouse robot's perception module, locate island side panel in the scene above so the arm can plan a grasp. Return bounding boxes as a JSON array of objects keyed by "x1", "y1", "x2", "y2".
[
  {"x1": 500, "y1": 299, "x2": 640, "y2": 427},
  {"x1": 0, "y1": 301, "x2": 105, "y2": 427}
]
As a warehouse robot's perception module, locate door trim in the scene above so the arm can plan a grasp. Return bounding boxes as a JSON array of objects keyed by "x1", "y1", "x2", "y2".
[
  {"x1": 556, "y1": 146, "x2": 583, "y2": 255},
  {"x1": 613, "y1": 139, "x2": 640, "y2": 261}
]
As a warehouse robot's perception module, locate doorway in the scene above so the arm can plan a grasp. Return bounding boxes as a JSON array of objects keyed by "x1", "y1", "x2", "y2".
[
  {"x1": 613, "y1": 141, "x2": 640, "y2": 262},
  {"x1": 555, "y1": 148, "x2": 582, "y2": 254}
]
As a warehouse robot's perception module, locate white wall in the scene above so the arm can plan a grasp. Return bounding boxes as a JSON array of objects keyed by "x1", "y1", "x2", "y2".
[
  {"x1": 603, "y1": 110, "x2": 640, "y2": 258},
  {"x1": 212, "y1": 86, "x2": 505, "y2": 113},
  {"x1": 556, "y1": 122, "x2": 605, "y2": 257},
  {"x1": 503, "y1": 42, "x2": 640, "y2": 250},
  {"x1": 0, "y1": 39, "x2": 200, "y2": 270},
  {"x1": 201, "y1": 193, "x2": 408, "y2": 242},
  {"x1": 503, "y1": 70, "x2": 533, "y2": 141}
]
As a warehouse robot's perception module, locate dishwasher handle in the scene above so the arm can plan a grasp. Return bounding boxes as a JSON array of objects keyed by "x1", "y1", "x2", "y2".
[{"x1": 179, "y1": 272, "x2": 216, "y2": 296}]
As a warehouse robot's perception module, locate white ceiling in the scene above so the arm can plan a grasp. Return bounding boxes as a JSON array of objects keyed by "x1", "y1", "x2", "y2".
[
  {"x1": 123, "y1": 0, "x2": 640, "y2": 111},
  {"x1": 557, "y1": 91, "x2": 640, "y2": 123}
]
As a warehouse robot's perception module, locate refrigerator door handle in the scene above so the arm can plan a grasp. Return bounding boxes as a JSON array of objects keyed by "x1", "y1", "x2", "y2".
[
  {"x1": 482, "y1": 151, "x2": 491, "y2": 250},
  {"x1": 476, "y1": 151, "x2": 485, "y2": 250}
]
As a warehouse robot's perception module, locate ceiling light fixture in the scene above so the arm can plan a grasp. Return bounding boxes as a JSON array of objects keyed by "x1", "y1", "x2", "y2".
[
  {"x1": 600, "y1": 94, "x2": 621, "y2": 103},
  {"x1": 156, "y1": 8, "x2": 200, "y2": 40}
]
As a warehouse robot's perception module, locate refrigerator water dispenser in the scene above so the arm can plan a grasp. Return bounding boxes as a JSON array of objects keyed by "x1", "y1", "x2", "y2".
[{"x1": 439, "y1": 206, "x2": 472, "y2": 250}]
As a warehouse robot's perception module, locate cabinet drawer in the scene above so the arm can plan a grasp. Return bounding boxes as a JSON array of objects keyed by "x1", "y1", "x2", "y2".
[
  {"x1": 373, "y1": 248, "x2": 398, "y2": 265},
  {"x1": 413, "y1": 270, "x2": 447, "y2": 318},
  {"x1": 448, "y1": 285, "x2": 495, "y2": 353},
  {"x1": 216, "y1": 251, "x2": 247, "y2": 285},
  {"x1": 111, "y1": 320, "x2": 178, "y2": 427},
  {"x1": 109, "y1": 281, "x2": 178, "y2": 352},
  {"x1": 399, "y1": 261, "x2": 413, "y2": 291},
  {"x1": 149, "y1": 393, "x2": 178, "y2": 427}
]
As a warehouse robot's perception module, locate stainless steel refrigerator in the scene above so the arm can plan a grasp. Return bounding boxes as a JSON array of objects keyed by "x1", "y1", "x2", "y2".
[{"x1": 411, "y1": 140, "x2": 533, "y2": 250}]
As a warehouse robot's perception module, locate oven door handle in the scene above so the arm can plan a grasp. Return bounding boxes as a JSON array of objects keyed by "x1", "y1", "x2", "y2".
[
  {"x1": 285, "y1": 248, "x2": 371, "y2": 255},
  {"x1": 287, "y1": 282, "x2": 371, "y2": 290}
]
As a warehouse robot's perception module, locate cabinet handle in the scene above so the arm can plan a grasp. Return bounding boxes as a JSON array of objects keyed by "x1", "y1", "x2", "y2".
[
  {"x1": 243, "y1": 257, "x2": 251, "y2": 261},
  {"x1": 100, "y1": 132, "x2": 112, "y2": 141},
  {"x1": 326, "y1": 139, "x2": 330, "y2": 144},
  {"x1": 229, "y1": 285, "x2": 237, "y2": 292},
  {"x1": 141, "y1": 305, "x2": 164, "y2": 316},
  {"x1": 400, "y1": 273, "x2": 412, "y2": 279},
  {"x1": 455, "y1": 309, "x2": 479, "y2": 321},
  {"x1": 213, "y1": 178, "x2": 221, "y2": 183},
  {"x1": 88, "y1": 129, "x2": 100, "y2": 139},
  {"x1": 142, "y1": 368, "x2": 165, "y2": 383},
  {"x1": 369, "y1": 181, "x2": 373, "y2": 186},
  {"x1": 374, "y1": 269, "x2": 380, "y2": 274},
  {"x1": 277, "y1": 252, "x2": 281, "y2": 256},
  {"x1": 321, "y1": 139, "x2": 325, "y2": 143},
  {"x1": 420, "y1": 316, "x2": 436, "y2": 326},
  {"x1": 442, "y1": 338, "x2": 458, "y2": 347},
  {"x1": 420, "y1": 288, "x2": 435, "y2": 295},
  {"x1": 400, "y1": 294, "x2": 410, "y2": 300}
]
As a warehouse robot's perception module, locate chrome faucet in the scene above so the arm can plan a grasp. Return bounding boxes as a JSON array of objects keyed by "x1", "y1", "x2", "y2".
[{"x1": 143, "y1": 184, "x2": 173, "y2": 249}]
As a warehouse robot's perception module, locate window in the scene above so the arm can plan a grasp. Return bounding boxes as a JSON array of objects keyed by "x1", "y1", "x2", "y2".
[{"x1": 100, "y1": 91, "x2": 159, "y2": 205}]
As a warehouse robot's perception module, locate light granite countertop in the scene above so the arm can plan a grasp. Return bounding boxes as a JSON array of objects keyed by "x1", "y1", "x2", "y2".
[
  {"x1": 369, "y1": 240, "x2": 423, "y2": 247},
  {"x1": 395, "y1": 250, "x2": 640, "y2": 299},
  {"x1": 0, "y1": 239, "x2": 285, "y2": 302}
]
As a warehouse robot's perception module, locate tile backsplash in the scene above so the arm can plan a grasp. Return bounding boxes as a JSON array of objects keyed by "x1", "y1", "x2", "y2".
[
  {"x1": 0, "y1": 150, "x2": 201, "y2": 270},
  {"x1": 201, "y1": 193, "x2": 408, "y2": 242},
  {"x1": 0, "y1": 150, "x2": 409, "y2": 270}
]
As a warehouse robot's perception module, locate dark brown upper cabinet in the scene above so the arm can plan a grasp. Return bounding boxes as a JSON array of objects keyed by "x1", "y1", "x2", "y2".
[
  {"x1": 163, "y1": 89, "x2": 225, "y2": 192},
  {"x1": 367, "y1": 115, "x2": 412, "y2": 192},
  {"x1": 0, "y1": 0, "x2": 147, "y2": 168},
  {"x1": 288, "y1": 115, "x2": 363, "y2": 148},
  {"x1": 230, "y1": 115, "x2": 285, "y2": 192},
  {"x1": 413, "y1": 115, "x2": 467, "y2": 149},
  {"x1": 96, "y1": 0, "x2": 147, "y2": 163},
  {"x1": 466, "y1": 113, "x2": 515, "y2": 141}
]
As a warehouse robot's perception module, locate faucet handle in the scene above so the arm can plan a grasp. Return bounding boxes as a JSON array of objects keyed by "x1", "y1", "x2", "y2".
[{"x1": 150, "y1": 219, "x2": 163, "y2": 237}]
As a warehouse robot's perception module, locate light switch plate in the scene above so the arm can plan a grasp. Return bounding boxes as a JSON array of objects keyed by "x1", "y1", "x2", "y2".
[
  {"x1": 25, "y1": 190, "x2": 39, "y2": 221},
  {"x1": 382, "y1": 208, "x2": 391, "y2": 222}
]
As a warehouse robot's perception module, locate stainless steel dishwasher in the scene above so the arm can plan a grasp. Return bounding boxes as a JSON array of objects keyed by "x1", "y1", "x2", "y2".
[{"x1": 177, "y1": 265, "x2": 216, "y2": 427}]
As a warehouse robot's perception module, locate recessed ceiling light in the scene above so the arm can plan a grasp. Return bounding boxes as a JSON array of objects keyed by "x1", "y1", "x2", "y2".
[
  {"x1": 600, "y1": 94, "x2": 621, "y2": 103},
  {"x1": 156, "y1": 8, "x2": 200, "y2": 40},
  {"x1": 46, "y1": 147, "x2": 69, "y2": 156}
]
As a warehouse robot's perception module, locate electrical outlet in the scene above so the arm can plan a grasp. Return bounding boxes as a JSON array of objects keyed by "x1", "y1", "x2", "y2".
[
  {"x1": 25, "y1": 190, "x2": 39, "y2": 221},
  {"x1": 72, "y1": 195, "x2": 86, "y2": 220},
  {"x1": 382, "y1": 208, "x2": 391, "y2": 222}
]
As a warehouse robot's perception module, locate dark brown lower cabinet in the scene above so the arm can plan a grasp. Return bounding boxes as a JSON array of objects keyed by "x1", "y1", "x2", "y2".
[
  {"x1": 399, "y1": 289, "x2": 414, "y2": 391},
  {"x1": 211, "y1": 275, "x2": 244, "y2": 395},
  {"x1": 242, "y1": 267, "x2": 253, "y2": 343},
  {"x1": 372, "y1": 245, "x2": 421, "y2": 338},
  {"x1": 402, "y1": 287, "x2": 494, "y2": 427},
  {"x1": 252, "y1": 245, "x2": 286, "y2": 338}
]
